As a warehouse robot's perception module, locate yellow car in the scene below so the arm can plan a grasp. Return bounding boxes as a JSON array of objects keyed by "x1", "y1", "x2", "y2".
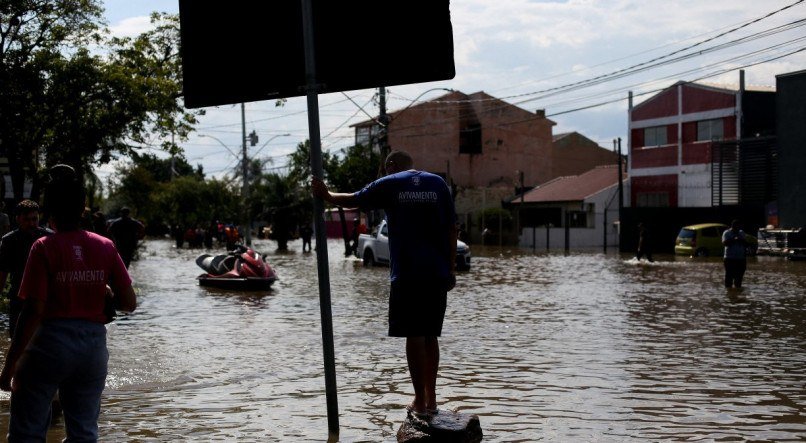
[{"x1": 674, "y1": 223, "x2": 758, "y2": 257}]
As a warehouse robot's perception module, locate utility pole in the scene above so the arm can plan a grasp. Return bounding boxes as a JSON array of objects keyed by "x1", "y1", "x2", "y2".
[
  {"x1": 241, "y1": 103, "x2": 251, "y2": 246},
  {"x1": 371, "y1": 87, "x2": 390, "y2": 228},
  {"x1": 617, "y1": 138, "x2": 624, "y2": 252},
  {"x1": 378, "y1": 86, "x2": 388, "y2": 151},
  {"x1": 170, "y1": 132, "x2": 176, "y2": 181}
]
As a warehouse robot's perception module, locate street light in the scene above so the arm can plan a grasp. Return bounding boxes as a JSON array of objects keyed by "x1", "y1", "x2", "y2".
[
  {"x1": 253, "y1": 133, "x2": 292, "y2": 157},
  {"x1": 198, "y1": 134, "x2": 240, "y2": 160}
]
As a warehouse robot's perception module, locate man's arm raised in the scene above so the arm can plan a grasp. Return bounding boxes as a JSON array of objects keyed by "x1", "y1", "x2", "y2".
[{"x1": 311, "y1": 177, "x2": 359, "y2": 208}]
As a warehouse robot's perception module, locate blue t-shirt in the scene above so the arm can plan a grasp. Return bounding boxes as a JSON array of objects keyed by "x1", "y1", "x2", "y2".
[
  {"x1": 722, "y1": 229, "x2": 747, "y2": 259},
  {"x1": 354, "y1": 170, "x2": 456, "y2": 284}
]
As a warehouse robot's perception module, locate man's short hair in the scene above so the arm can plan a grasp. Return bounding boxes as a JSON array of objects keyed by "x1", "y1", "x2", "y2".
[
  {"x1": 385, "y1": 150, "x2": 414, "y2": 171},
  {"x1": 14, "y1": 199, "x2": 39, "y2": 216}
]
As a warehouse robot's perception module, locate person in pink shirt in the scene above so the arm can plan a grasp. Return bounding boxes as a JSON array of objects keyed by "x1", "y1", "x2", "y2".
[{"x1": 0, "y1": 165, "x2": 137, "y2": 441}]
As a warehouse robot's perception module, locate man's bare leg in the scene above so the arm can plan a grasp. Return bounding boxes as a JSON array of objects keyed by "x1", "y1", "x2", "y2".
[
  {"x1": 406, "y1": 336, "x2": 440, "y2": 413},
  {"x1": 406, "y1": 337, "x2": 427, "y2": 413},
  {"x1": 424, "y1": 336, "x2": 440, "y2": 411}
]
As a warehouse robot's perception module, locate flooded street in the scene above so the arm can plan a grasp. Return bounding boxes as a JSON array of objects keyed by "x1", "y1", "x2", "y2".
[{"x1": 1, "y1": 238, "x2": 805, "y2": 441}]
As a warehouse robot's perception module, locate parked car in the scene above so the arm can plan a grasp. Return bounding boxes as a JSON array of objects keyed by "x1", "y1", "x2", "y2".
[
  {"x1": 356, "y1": 219, "x2": 471, "y2": 271},
  {"x1": 674, "y1": 223, "x2": 758, "y2": 257}
]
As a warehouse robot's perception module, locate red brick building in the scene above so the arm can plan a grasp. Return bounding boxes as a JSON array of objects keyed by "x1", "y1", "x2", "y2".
[
  {"x1": 353, "y1": 90, "x2": 618, "y2": 221},
  {"x1": 628, "y1": 78, "x2": 775, "y2": 208},
  {"x1": 355, "y1": 91, "x2": 618, "y2": 188}
]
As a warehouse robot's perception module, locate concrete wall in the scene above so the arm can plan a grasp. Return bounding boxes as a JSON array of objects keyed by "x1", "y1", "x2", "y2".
[{"x1": 518, "y1": 186, "x2": 621, "y2": 250}]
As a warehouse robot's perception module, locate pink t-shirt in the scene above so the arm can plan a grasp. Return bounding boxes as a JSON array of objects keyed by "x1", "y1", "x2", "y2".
[{"x1": 19, "y1": 230, "x2": 132, "y2": 324}]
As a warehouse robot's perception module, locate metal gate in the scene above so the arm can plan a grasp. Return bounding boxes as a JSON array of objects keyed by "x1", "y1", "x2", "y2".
[{"x1": 711, "y1": 136, "x2": 777, "y2": 206}]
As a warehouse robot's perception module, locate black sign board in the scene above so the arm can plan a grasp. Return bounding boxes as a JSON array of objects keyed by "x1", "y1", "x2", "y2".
[{"x1": 178, "y1": 1, "x2": 455, "y2": 109}]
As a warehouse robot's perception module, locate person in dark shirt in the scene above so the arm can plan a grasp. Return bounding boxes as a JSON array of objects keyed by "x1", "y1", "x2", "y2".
[
  {"x1": 107, "y1": 207, "x2": 145, "y2": 268},
  {"x1": 313, "y1": 150, "x2": 457, "y2": 418},
  {"x1": 91, "y1": 211, "x2": 108, "y2": 237},
  {"x1": 299, "y1": 223, "x2": 313, "y2": 253},
  {"x1": 635, "y1": 222, "x2": 654, "y2": 262},
  {"x1": 722, "y1": 219, "x2": 748, "y2": 289},
  {"x1": 0, "y1": 200, "x2": 53, "y2": 337}
]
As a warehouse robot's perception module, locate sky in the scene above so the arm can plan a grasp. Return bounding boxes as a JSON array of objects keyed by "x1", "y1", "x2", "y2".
[{"x1": 97, "y1": 0, "x2": 806, "y2": 183}]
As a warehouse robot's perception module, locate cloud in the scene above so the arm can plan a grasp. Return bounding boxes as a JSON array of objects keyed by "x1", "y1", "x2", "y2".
[{"x1": 109, "y1": 16, "x2": 154, "y2": 38}]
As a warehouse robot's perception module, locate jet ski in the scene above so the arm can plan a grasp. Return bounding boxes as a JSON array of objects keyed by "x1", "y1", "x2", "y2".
[{"x1": 195, "y1": 244, "x2": 277, "y2": 290}]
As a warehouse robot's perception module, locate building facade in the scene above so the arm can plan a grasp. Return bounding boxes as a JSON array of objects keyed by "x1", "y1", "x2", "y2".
[
  {"x1": 355, "y1": 91, "x2": 618, "y2": 189},
  {"x1": 628, "y1": 76, "x2": 775, "y2": 209},
  {"x1": 353, "y1": 90, "x2": 619, "y2": 241},
  {"x1": 511, "y1": 165, "x2": 625, "y2": 250}
]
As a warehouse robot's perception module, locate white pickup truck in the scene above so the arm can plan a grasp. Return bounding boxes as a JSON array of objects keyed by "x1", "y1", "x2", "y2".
[{"x1": 355, "y1": 219, "x2": 471, "y2": 271}]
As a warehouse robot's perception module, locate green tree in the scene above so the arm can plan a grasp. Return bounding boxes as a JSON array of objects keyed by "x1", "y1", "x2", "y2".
[
  {"x1": 288, "y1": 140, "x2": 337, "y2": 188},
  {"x1": 108, "y1": 152, "x2": 223, "y2": 234},
  {"x1": 154, "y1": 176, "x2": 239, "y2": 231},
  {"x1": 326, "y1": 143, "x2": 381, "y2": 193},
  {"x1": 251, "y1": 172, "x2": 307, "y2": 251},
  {"x1": 0, "y1": 6, "x2": 199, "y2": 199}
]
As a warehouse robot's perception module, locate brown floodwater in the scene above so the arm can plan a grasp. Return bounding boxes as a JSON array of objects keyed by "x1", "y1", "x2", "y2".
[{"x1": 1, "y1": 238, "x2": 804, "y2": 441}]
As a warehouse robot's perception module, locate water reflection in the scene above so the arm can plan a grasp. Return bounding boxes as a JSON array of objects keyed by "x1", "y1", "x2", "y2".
[{"x1": 0, "y1": 240, "x2": 803, "y2": 441}]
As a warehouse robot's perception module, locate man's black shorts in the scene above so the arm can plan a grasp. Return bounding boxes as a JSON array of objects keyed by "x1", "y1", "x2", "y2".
[{"x1": 388, "y1": 278, "x2": 447, "y2": 337}]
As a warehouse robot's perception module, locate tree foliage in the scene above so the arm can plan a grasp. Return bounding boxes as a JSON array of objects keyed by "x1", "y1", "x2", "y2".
[
  {"x1": 0, "y1": 4, "x2": 199, "y2": 199},
  {"x1": 109, "y1": 153, "x2": 238, "y2": 235},
  {"x1": 326, "y1": 143, "x2": 381, "y2": 193}
]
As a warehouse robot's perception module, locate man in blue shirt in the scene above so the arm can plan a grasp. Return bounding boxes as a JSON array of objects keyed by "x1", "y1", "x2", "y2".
[
  {"x1": 312, "y1": 150, "x2": 457, "y2": 418},
  {"x1": 722, "y1": 219, "x2": 747, "y2": 289}
]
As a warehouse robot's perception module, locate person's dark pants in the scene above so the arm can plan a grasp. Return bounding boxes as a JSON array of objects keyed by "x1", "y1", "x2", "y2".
[
  {"x1": 724, "y1": 258, "x2": 747, "y2": 288},
  {"x1": 9, "y1": 320, "x2": 107, "y2": 442},
  {"x1": 636, "y1": 249, "x2": 653, "y2": 262},
  {"x1": 389, "y1": 279, "x2": 447, "y2": 337}
]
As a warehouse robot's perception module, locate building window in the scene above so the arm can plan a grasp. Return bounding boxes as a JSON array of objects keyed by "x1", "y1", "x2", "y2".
[
  {"x1": 459, "y1": 123, "x2": 482, "y2": 154},
  {"x1": 636, "y1": 192, "x2": 670, "y2": 207},
  {"x1": 643, "y1": 126, "x2": 667, "y2": 147},
  {"x1": 697, "y1": 119, "x2": 724, "y2": 141},
  {"x1": 567, "y1": 211, "x2": 587, "y2": 228}
]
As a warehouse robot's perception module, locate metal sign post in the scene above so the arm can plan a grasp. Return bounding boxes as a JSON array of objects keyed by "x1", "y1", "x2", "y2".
[{"x1": 300, "y1": 0, "x2": 339, "y2": 435}]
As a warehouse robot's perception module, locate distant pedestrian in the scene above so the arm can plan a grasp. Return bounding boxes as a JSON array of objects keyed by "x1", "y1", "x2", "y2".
[
  {"x1": 348, "y1": 218, "x2": 361, "y2": 256},
  {"x1": 635, "y1": 222, "x2": 654, "y2": 262},
  {"x1": 107, "y1": 207, "x2": 145, "y2": 268},
  {"x1": 224, "y1": 224, "x2": 240, "y2": 251},
  {"x1": 722, "y1": 219, "x2": 748, "y2": 288},
  {"x1": 172, "y1": 223, "x2": 184, "y2": 248},
  {"x1": 0, "y1": 200, "x2": 53, "y2": 337},
  {"x1": 204, "y1": 221, "x2": 216, "y2": 249},
  {"x1": 300, "y1": 223, "x2": 313, "y2": 253},
  {"x1": 92, "y1": 211, "x2": 108, "y2": 237}
]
